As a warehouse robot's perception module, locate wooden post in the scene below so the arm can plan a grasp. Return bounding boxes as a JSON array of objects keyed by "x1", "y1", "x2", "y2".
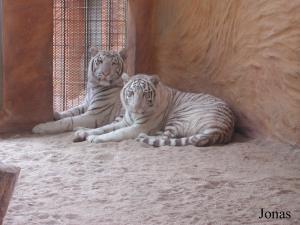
[{"x1": 0, "y1": 163, "x2": 20, "y2": 225}]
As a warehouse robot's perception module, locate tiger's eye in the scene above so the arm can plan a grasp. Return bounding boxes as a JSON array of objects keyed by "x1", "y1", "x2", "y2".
[
  {"x1": 127, "y1": 91, "x2": 133, "y2": 97},
  {"x1": 97, "y1": 59, "x2": 103, "y2": 65}
]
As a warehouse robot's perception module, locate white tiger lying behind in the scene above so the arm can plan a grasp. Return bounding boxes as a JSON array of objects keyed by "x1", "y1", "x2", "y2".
[
  {"x1": 32, "y1": 48, "x2": 126, "y2": 134},
  {"x1": 74, "y1": 73, "x2": 235, "y2": 147}
]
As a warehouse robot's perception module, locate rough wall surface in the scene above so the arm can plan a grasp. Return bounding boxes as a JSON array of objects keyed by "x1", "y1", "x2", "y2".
[
  {"x1": 127, "y1": 0, "x2": 156, "y2": 75},
  {"x1": 129, "y1": 0, "x2": 300, "y2": 145},
  {"x1": 0, "y1": 0, "x2": 53, "y2": 132}
]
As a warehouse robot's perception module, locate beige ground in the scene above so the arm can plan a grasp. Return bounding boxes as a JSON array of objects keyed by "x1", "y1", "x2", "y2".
[{"x1": 0, "y1": 132, "x2": 299, "y2": 225}]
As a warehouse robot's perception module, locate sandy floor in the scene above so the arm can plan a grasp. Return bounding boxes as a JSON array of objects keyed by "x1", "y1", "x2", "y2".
[{"x1": 0, "y1": 132, "x2": 299, "y2": 225}]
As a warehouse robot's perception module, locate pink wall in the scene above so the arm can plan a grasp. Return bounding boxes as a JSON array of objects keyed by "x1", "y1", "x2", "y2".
[
  {"x1": 128, "y1": 0, "x2": 300, "y2": 145},
  {"x1": 0, "y1": 0, "x2": 53, "y2": 132}
]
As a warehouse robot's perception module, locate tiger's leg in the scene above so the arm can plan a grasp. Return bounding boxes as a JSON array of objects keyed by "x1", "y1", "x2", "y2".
[
  {"x1": 32, "y1": 114, "x2": 99, "y2": 134},
  {"x1": 54, "y1": 104, "x2": 86, "y2": 120},
  {"x1": 86, "y1": 125, "x2": 143, "y2": 143},
  {"x1": 73, "y1": 120, "x2": 126, "y2": 142}
]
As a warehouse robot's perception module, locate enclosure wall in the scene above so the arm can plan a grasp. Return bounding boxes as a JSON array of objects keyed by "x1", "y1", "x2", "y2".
[
  {"x1": 128, "y1": 0, "x2": 300, "y2": 145},
  {"x1": 0, "y1": 0, "x2": 53, "y2": 132}
]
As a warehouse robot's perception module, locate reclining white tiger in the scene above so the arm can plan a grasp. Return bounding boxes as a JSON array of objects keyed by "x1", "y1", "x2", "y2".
[
  {"x1": 32, "y1": 48, "x2": 126, "y2": 134},
  {"x1": 73, "y1": 73, "x2": 235, "y2": 147}
]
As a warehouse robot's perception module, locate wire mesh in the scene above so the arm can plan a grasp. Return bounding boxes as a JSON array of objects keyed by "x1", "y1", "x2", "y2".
[{"x1": 53, "y1": 0, "x2": 127, "y2": 112}]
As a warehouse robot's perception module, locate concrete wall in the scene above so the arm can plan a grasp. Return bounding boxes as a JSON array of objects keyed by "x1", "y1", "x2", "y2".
[
  {"x1": 128, "y1": 0, "x2": 300, "y2": 145},
  {"x1": 0, "y1": 0, "x2": 53, "y2": 132}
]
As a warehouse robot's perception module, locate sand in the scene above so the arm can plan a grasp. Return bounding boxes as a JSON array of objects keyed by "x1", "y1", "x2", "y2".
[{"x1": 0, "y1": 132, "x2": 299, "y2": 225}]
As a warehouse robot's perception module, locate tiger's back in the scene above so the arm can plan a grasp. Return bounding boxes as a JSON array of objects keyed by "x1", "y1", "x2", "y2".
[{"x1": 162, "y1": 89, "x2": 235, "y2": 146}]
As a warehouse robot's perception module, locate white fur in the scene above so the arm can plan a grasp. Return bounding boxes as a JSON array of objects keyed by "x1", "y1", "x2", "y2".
[
  {"x1": 33, "y1": 48, "x2": 126, "y2": 135},
  {"x1": 74, "y1": 74, "x2": 235, "y2": 147}
]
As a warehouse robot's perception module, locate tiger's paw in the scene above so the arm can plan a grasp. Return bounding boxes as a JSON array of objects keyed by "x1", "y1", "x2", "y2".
[
  {"x1": 53, "y1": 111, "x2": 62, "y2": 120},
  {"x1": 73, "y1": 130, "x2": 89, "y2": 142},
  {"x1": 137, "y1": 133, "x2": 149, "y2": 139},
  {"x1": 86, "y1": 135, "x2": 103, "y2": 143},
  {"x1": 136, "y1": 138, "x2": 146, "y2": 143},
  {"x1": 136, "y1": 133, "x2": 148, "y2": 143},
  {"x1": 154, "y1": 131, "x2": 164, "y2": 136},
  {"x1": 32, "y1": 123, "x2": 48, "y2": 134}
]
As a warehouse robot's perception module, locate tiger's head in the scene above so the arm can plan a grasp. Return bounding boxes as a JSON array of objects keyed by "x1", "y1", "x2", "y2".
[
  {"x1": 88, "y1": 47, "x2": 127, "y2": 87},
  {"x1": 121, "y1": 74, "x2": 160, "y2": 114}
]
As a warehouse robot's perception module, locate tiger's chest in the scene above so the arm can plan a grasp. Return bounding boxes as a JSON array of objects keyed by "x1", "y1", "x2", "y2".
[{"x1": 86, "y1": 87, "x2": 121, "y2": 112}]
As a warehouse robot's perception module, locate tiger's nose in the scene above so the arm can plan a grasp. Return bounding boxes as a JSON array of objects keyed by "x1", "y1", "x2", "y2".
[
  {"x1": 104, "y1": 70, "x2": 111, "y2": 76},
  {"x1": 132, "y1": 104, "x2": 145, "y2": 114},
  {"x1": 131, "y1": 108, "x2": 145, "y2": 114},
  {"x1": 137, "y1": 109, "x2": 145, "y2": 114},
  {"x1": 100, "y1": 71, "x2": 110, "y2": 77},
  {"x1": 102, "y1": 65, "x2": 112, "y2": 76},
  {"x1": 98, "y1": 72, "x2": 110, "y2": 80}
]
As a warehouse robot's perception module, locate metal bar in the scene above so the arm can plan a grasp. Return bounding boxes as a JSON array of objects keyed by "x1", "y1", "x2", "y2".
[
  {"x1": 100, "y1": 0, "x2": 102, "y2": 48},
  {"x1": 107, "y1": 0, "x2": 111, "y2": 50},
  {"x1": 62, "y1": 0, "x2": 66, "y2": 111},
  {"x1": 84, "y1": 0, "x2": 88, "y2": 89},
  {"x1": 125, "y1": 0, "x2": 128, "y2": 46}
]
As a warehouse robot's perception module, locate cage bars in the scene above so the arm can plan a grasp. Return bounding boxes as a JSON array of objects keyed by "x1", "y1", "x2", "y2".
[{"x1": 53, "y1": 0, "x2": 127, "y2": 112}]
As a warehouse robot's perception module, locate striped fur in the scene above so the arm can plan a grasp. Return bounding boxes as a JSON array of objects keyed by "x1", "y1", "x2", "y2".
[
  {"x1": 32, "y1": 48, "x2": 126, "y2": 135},
  {"x1": 76, "y1": 74, "x2": 235, "y2": 147}
]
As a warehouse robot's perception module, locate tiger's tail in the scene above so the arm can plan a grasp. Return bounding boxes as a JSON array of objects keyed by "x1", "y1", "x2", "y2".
[{"x1": 137, "y1": 129, "x2": 233, "y2": 147}]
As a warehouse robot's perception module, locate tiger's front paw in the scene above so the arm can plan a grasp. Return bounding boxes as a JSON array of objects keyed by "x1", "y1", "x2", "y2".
[
  {"x1": 137, "y1": 133, "x2": 149, "y2": 139},
  {"x1": 86, "y1": 135, "x2": 103, "y2": 143},
  {"x1": 136, "y1": 133, "x2": 148, "y2": 142},
  {"x1": 32, "y1": 123, "x2": 47, "y2": 134},
  {"x1": 73, "y1": 129, "x2": 89, "y2": 142},
  {"x1": 53, "y1": 111, "x2": 62, "y2": 120}
]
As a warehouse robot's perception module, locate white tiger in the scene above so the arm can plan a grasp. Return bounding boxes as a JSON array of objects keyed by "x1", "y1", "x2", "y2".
[
  {"x1": 32, "y1": 48, "x2": 126, "y2": 134},
  {"x1": 74, "y1": 73, "x2": 235, "y2": 147}
]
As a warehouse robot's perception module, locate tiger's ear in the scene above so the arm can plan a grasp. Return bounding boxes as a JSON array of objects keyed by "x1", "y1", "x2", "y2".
[
  {"x1": 119, "y1": 48, "x2": 127, "y2": 61},
  {"x1": 150, "y1": 75, "x2": 160, "y2": 86},
  {"x1": 121, "y1": 73, "x2": 130, "y2": 83},
  {"x1": 89, "y1": 47, "x2": 99, "y2": 57}
]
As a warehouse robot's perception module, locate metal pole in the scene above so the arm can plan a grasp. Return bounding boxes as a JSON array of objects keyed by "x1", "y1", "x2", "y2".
[
  {"x1": 84, "y1": 0, "x2": 88, "y2": 90},
  {"x1": 62, "y1": 0, "x2": 66, "y2": 111}
]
